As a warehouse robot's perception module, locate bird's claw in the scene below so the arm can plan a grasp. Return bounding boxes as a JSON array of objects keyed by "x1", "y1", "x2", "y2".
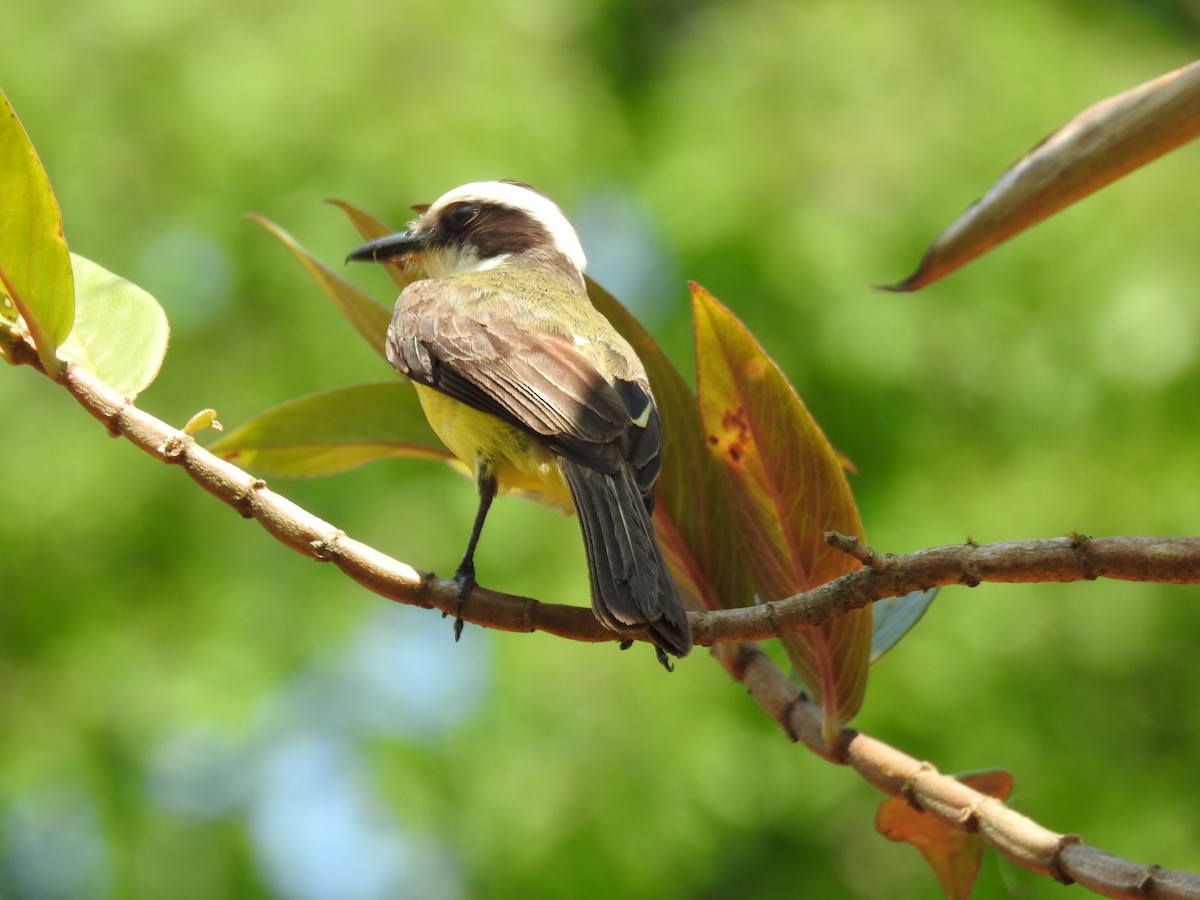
[{"x1": 451, "y1": 564, "x2": 476, "y2": 643}]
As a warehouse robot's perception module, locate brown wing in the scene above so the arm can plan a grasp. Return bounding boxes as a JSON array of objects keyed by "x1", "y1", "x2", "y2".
[{"x1": 386, "y1": 278, "x2": 656, "y2": 480}]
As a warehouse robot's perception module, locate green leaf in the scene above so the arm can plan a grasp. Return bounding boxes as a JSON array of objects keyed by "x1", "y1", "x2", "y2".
[
  {"x1": 58, "y1": 254, "x2": 169, "y2": 397},
  {"x1": 210, "y1": 382, "x2": 452, "y2": 478},
  {"x1": 871, "y1": 587, "x2": 938, "y2": 662},
  {"x1": 0, "y1": 87, "x2": 73, "y2": 374},
  {"x1": 326, "y1": 199, "x2": 417, "y2": 292},
  {"x1": 586, "y1": 278, "x2": 751, "y2": 614},
  {"x1": 692, "y1": 283, "x2": 871, "y2": 738},
  {"x1": 246, "y1": 213, "x2": 391, "y2": 358}
]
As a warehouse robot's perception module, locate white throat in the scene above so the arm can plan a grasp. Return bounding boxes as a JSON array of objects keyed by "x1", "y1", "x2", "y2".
[{"x1": 423, "y1": 244, "x2": 512, "y2": 279}]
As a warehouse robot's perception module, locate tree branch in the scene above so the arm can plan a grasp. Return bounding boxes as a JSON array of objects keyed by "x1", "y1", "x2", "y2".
[
  {"x1": 10, "y1": 331, "x2": 1200, "y2": 898},
  {"x1": 691, "y1": 533, "x2": 1200, "y2": 646},
  {"x1": 724, "y1": 644, "x2": 1200, "y2": 899}
]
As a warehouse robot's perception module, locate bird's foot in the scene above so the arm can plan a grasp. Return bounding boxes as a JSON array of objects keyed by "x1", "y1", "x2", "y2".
[
  {"x1": 450, "y1": 563, "x2": 476, "y2": 642},
  {"x1": 654, "y1": 646, "x2": 674, "y2": 673},
  {"x1": 616, "y1": 637, "x2": 674, "y2": 672}
]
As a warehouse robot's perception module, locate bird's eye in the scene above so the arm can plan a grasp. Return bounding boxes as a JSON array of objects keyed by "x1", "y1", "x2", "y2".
[{"x1": 444, "y1": 203, "x2": 479, "y2": 232}]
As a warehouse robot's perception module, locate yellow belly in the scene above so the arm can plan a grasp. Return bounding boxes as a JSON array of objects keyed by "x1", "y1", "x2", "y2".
[{"x1": 413, "y1": 383, "x2": 572, "y2": 510}]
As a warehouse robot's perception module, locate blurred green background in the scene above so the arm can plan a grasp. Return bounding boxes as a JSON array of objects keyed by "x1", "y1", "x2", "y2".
[{"x1": 3, "y1": 1, "x2": 1200, "y2": 898}]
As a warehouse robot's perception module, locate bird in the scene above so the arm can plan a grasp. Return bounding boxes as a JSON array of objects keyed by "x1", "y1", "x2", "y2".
[{"x1": 346, "y1": 180, "x2": 691, "y2": 668}]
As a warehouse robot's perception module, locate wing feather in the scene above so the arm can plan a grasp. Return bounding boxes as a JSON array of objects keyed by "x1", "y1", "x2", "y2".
[{"x1": 388, "y1": 279, "x2": 640, "y2": 474}]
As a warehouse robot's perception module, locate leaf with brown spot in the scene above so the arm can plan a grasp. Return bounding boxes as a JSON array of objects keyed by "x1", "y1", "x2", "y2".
[
  {"x1": 888, "y1": 60, "x2": 1200, "y2": 291},
  {"x1": 692, "y1": 283, "x2": 871, "y2": 740},
  {"x1": 877, "y1": 770, "x2": 1014, "y2": 900}
]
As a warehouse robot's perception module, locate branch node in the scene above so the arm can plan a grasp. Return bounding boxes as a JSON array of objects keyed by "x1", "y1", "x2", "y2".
[
  {"x1": 824, "y1": 531, "x2": 857, "y2": 553},
  {"x1": 823, "y1": 531, "x2": 886, "y2": 571},
  {"x1": 956, "y1": 540, "x2": 983, "y2": 587},
  {"x1": 414, "y1": 571, "x2": 444, "y2": 611},
  {"x1": 1137, "y1": 864, "x2": 1165, "y2": 894},
  {"x1": 104, "y1": 394, "x2": 132, "y2": 438},
  {"x1": 763, "y1": 599, "x2": 786, "y2": 636},
  {"x1": 234, "y1": 479, "x2": 267, "y2": 519},
  {"x1": 157, "y1": 432, "x2": 189, "y2": 462},
  {"x1": 309, "y1": 530, "x2": 344, "y2": 561},
  {"x1": 957, "y1": 798, "x2": 983, "y2": 833},
  {"x1": 516, "y1": 595, "x2": 539, "y2": 632},
  {"x1": 1049, "y1": 834, "x2": 1082, "y2": 885},
  {"x1": 958, "y1": 567, "x2": 982, "y2": 588},
  {"x1": 779, "y1": 694, "x2": 807, "y2": 743},
  {"x1": 900, "y1": 762, "x2": 936, "y2": 811},
  {"x1": 1069, "y1": 532, "x2": 1099, "y2": 581}
]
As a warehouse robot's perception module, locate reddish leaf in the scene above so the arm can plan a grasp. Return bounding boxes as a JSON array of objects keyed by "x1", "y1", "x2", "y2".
[
  {"x1": 587, "y1": 278, "x2": 750, "y2": 614},
  {"x1": 877, "y1": 770, "x2": 1014, "y2": 899},
  {"x1": 889, "y1": 60, "x2": 1200, "y2": 291},
  {"x1": 692, "y1": 283, "x2": 871, "y2": 738}
]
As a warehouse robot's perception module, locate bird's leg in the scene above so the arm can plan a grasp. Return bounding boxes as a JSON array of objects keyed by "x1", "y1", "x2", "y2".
[{"x1": 451, "y1": 464, "x2": 496, "y2": 641}]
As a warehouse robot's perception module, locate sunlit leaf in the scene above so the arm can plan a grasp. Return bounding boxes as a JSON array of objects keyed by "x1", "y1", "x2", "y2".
[
  {"x1": 57, "y1": 254, "x2": 169, "y2": 397},
  {"x1": 889, "y1": 60, "x2": 1200, "y2": 291},
  {"x1": 246, "y1": 213, "x2": 391, "y2": 358},
  {"x1": 877, "y1": 770, "x2": 1014, "y2": 899},
  {"x1": 210, "y1": 382, "x2": 451, "y2": 478},
  {"x1": 326, "y1": 199, "x2": 417, "y2": 292},
  {"x1": 587, "y1": 278, "x2": 751, "y2": 614},
  {"x1": 692, "y1": 283, "x2": 870, "y2": 738},
  {"x1": 0, "y1": 88, "x2": 73, "y2": 374},
  {"x1": 871, "y1": 587, "x2": 938, "y2": 662}
]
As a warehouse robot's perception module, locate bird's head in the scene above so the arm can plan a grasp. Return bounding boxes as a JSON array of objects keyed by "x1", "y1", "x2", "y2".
[{"x1": 346, "y1": 180, "x2": 587, "y2": 282}]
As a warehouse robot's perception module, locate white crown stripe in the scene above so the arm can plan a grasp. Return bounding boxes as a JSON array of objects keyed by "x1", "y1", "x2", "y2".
[{"x1": 431, "y1": 181, "x2": 588, "y2": 274}]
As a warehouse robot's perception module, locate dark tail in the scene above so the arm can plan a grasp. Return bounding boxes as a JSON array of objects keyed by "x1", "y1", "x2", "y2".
[{"x1": 559, "y1": 458, "x2": 692, "y2": 662}]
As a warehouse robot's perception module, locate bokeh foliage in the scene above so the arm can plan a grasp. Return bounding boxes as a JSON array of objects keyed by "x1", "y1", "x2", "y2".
[{"x1": 2, "y1": 2, "x2": 1199, "y2": 898}]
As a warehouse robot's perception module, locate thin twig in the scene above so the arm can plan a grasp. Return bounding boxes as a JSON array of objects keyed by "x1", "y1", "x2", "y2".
[{"x1": 692, "y1": 533, "x2": 1200, "y2": 646}]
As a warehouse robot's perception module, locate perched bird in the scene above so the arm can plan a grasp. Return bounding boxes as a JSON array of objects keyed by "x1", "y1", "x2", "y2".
[{"x1": 347, "y1": 181, "x2": 691, "y2": 668}]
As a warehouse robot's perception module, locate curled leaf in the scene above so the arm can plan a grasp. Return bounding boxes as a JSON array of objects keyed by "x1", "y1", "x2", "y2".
[
  {"x1": 890, "y1": 60, "x2": 1200, "y2": 291},
  {"x1": 184, "y1": 409, "x2": 223, "y2": 436}
]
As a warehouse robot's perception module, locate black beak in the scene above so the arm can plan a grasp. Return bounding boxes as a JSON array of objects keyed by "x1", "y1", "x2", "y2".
[{"x1": 345, "y1": 230, "x2": 427, "y2": 265}]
